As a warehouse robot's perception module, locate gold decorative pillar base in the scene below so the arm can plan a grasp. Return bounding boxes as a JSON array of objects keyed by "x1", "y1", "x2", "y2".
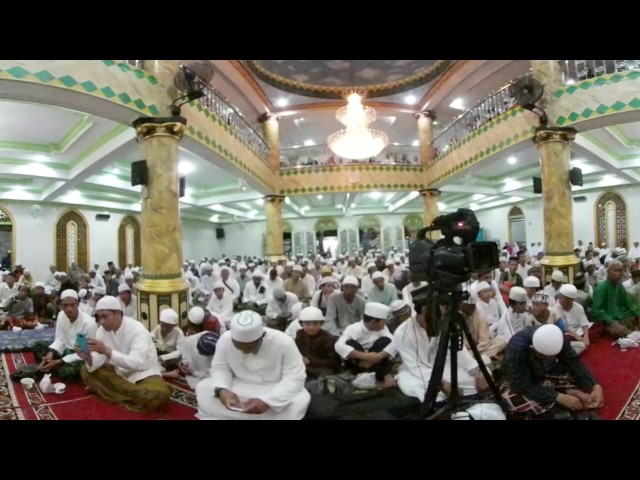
[
  {"x1": 415, "y1": 111, "x2": 436, "y2": 165},
  {"x1": 420, "y1": 189, "x2": 441, "y2": 240},
  {"x1": 260, "y1": 113, "x2": 280, "y2": 171},
  {"x1": 535, "y1": 126, "x2": 580, "y2": 285},
  {"x1": 132, "y1": 116, "x2": 190, "y2": 330},
  {"x1": 264, "y1": 195, "x2": 286, "y2": 262}
]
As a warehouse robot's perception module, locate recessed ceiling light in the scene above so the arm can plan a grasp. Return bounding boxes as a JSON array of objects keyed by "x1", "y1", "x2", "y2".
[
  {"x1": 412, "y1": 140, "x2": 420, "y2": 147},
  {"x1": 369, "y1": 191, "x2": 382, "y2": 199},
  {"x1": 404, "y1": 95, "x2": 416, "y2": 104},
  {"x1": 276, "y1": 98, "x2": 288, "y2": 108},
  {"x1": 438, "y1": 202, "x2": 447, "y2": 210},
  {"x1": 34, "y1": 154, "x2": 46, "y2": 162},
  {"x1": 317, "y1": 194, "x2": 323, "y2": 200},
  {"x1": 303, "y1": 139, "x2": 314, "y2": 146},
  {"x1": 185, "y1": 187, "x2": 193, "y2": 197},
  {"x1": 255, "y1": 198, "x2": 264, "y2": 205},
  {"x1": 449, "y1": 98, "x2": 465, "y2": 111},
  {"x1": 178, "y1": 161, "x2": 194, "y2": 175},
  {"x1": 566, "y1": 79, "x2": 576, "y2": 85},
  {"x1": 12, "y1": 185, "x2": 24, "y2": 191},
  {"x1": 472, "y1": 194, "x2": 486, "y2": 201},
  {"x1": 507, "y1": 156, "x2": 517, "y2": 165}
]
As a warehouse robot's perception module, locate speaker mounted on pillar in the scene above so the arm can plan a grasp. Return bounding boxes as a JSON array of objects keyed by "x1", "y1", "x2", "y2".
[
  {"x1": 569, "y1": 167, "x2": 583, "y2": 186},
  {"x1": 131, "y1": 160, "x2": 148, "y2": 187},
  {"x1": 532, "y1": 176, "x2": 542, "y2": 194},
  {"x1": 512, "y1": 76, "x2": 548, "y2": 126},
  {"x1": 179, "y1": 177, "x2": 186, "y2": 198}
]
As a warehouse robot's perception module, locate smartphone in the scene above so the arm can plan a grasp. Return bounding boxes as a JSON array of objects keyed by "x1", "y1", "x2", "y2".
[
  {"x1": 228, "y1": 406, "x2": 246, "y2": 412},
  {"x1": 76, "y1": 332, "x2": 89, "y2": 354}
]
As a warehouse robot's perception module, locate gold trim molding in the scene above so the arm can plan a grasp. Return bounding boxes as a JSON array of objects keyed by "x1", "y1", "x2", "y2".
[
  {"x1": 534, "y1": 126, "x2": 577, "y2": 146},
  {"x1": 133, "y1": 117, "x2": 187, "y2": 141},
  {"x1": 136, "y1": 277, "x2": 190, "y2": 294}
]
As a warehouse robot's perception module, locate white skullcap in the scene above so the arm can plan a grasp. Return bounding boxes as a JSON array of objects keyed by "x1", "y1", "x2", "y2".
[
  {"x1": 248, "y1": 262, "x2": 255, "y2": 268},
  {"x1": 271, "y1": 287, "x2": 286, "y2": 301},
  {"x1": 78, "y1": 289, "x2": 88, "y2": 300},
  {"x1": 60, "y1": 289, "x2": 79, "y2": 300},
  {"x1": 292, "y1": 265, "x2": 303, "y2": 272},
  {"x1": 58, "y1": 272, "x2": 68, "y2": 277},
  {"x1": 231, "y1": 261, "x2": 237, "y2": 267},
  {"x1": 238, "y1": 263, "x2": 247, "y2": 270},
  {"x1": 390, "y1": 300, "x2": 409, "y2": 313},
  {"x1": 124, "y1": 273, "x2": 134, "y2": 280},
  {"x1": 230, "y1": 311, "x2": 265, "y2": 343},
  {"x1": 95, "y1": 296, "x2": 122, "y2": 311},
  {"x1": 551, "y1": 271, "x2": 564, "y2": 282},
  {"x1": 366, "y1": 262, "x2": 376, "y2": 269},
  {"x1": 218, "y1": 259, "x2": 225, "y2": 264},
  {"x1": 183, "y1": 261, "x2": 189, "y2": 266},
  {"x1": 364, "y1": 302, "x2": 391, "y2": 320},
  {"x1": 385, "y1": 259, "x2": 394, "y2": 266},
  {"x1": 220, "y1": 266, "x2": 230, "y2": 273},
  {"x1": 159, "y1": 308, "x2": 179, "y2": 325},
  {"x1": 202, "y1": 264, "x2": 213, "y2": 272},
  {"x1": 317, "y1": 276, "x2": 339, "y2": 289},
  {"x1": 15, "y1": 261, "x2": 21, "y2": 266},
  {"x1": 342, "y1": 275, "x2": 359, "y2": 286},
  {"x1": 299, "y1": 306, "x2": 324, "y2": 322},
  {"x1": 476, "y1": 281, "x2": 492, "y2": 292},
  {"x1": 89, "y1": 268, "x2": 96, "y2": 273},
  {"x1": 117, "y1": 284, "x2": 131, "y2": 293},
  {"x1": 532, "y1": 324, "x2": 564, "y2": 356},
  {"x1": 188, "y1": 306, "x2": 205, "y2": 325},
  {"x1": 558, "y1": 284, "x2": 578, "y2": 299},
  {"x1": 523, "y1": 276, "x2": 541, "y2": 288},
  {"x1": 34, "y1": 281, "x2": 45, "y2": 288},
  {"x1": 508, "y1": 286, "x2": 527, "y2": 302},
  {"x1": 290, "y1": 302, "x2": 304, "y2": 321},
  {"x1": 532, "y1": 291, "x2": 550, "y2": 304},
  {"x1": 251, "y1": 270, "x2": 263, "y2": 278},
  {"x1": 93, "y1": 286, "x2": 106, "y2": 296},
  {"x1": 212, "y1": 281, "x2": 225, "y2": 291},
  {"x1": 286, "y1": 261, "x2": 295, "y2": 267},
  {"x1": 372, "y1": 271, "x2": 385, "y2": 280},
  {"x1": 23, "y1": 268, "x2": 30, "y2": 275}
]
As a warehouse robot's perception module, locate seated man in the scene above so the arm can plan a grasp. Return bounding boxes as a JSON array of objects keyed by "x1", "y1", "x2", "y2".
[
  {"x1": 33, "y1": 289, "x2": 97, "y2": 382},
  {"x1": 265, "y1": 288, "x2": 299, "y2": 331},
  {"x1": 3, "y1": 285, "x2": 37, "y2": 329},
  {"x1": 196, "y1": 311, "x2": 310, "y2": 420},
  {"x1": 163, "y1": 331, "x2": 220, "y2": 389},
  {"x1": 592, "y1": 260, "x2": 640, "y2": 338},
  {"x1": 500, "y1": 324, "x2": 604, "y2": 417},
  {"x1": 31, "y1": 281, "x2": 57, "y2": 325},
  {"x1": 553, "y1": 284, "x2": 591, "y2": 355},
  {"x1": 334, "y1": 302, "x2": 397, "y2": 389},
  {"x1": 151, "y1": 308, "x2": 185, "y2": 370},
  {"x1": 76, "y1": 296, "x2": 171, "y2": 412},
  {"x1": 295, "y1": 307, "x2": 341, "y2": 380}
]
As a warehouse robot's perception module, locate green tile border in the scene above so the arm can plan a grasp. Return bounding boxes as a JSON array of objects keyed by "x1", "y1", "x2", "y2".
[
  {"x1": 553, "y1": 70, "x2": 640, "y2": 98},
  {"x1": 279, "y1": 164, "x2": 424, "y2": 177},
  {"x1": 555, "y1": 95, "x2": 640, "y2": 126}
]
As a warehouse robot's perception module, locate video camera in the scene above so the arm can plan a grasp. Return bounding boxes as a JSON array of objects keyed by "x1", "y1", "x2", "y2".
[{"x1": 408, "y1": 208, "x2": 499, "y2": 313}]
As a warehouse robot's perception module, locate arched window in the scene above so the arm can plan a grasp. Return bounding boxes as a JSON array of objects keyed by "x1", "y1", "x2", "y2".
[
  {"x1": 358, "y1": 216, "x2": 381, "y2": 254},
  {"x1": 55, "y1": 209, "x2": 89, "y2": 272},
  {"x1": 118, "y1": 215, "x2": 141, "y2": 268},
  {"x1": 508, "y1": 206, "x2": 526, "y2": 246},
  {"x1": 0, "y1": 206, "x2": 15, "y2": 270},
  {"x1": 595, "y1": 191, "x2": 627, "y2": 250}
]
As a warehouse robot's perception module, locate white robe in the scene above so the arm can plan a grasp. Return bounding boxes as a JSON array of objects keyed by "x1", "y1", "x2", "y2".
[
  {"x1": 206, "y1": 294, "x2": 234, "y2": 329},
  {"x1": 164, "y1": 331, "x2": 214, "y2": 389},
  {"x1": 120, "y1": 295, "x2": 137, "y2": 320},
  {"x1": 84, "y1": 316, "x2": 161, "y2": 384},
  {"x1": 394, "y1": 319, "x2": 479, "y2": 402},
  {"x1": 49, "y1": 311, "x2": 97, "y2": 360},
  {"x1": 496, "y1": 309, "x2": 528, "y2": 342},
  {"x1": 151, "y1": 325, "x2": 185, "y2": 355},
  {"x1": 334, "y1": 321, "x2": 397, "y2": 360},
  {"x1": 195, "y1": 329, "x2": 310, "y2": 420}
]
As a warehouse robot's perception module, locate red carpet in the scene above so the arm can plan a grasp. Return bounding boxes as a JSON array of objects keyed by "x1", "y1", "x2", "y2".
[
  {"x1": 580, "y1": 337, "x2": 640, "y2": 420},
  {"x1": 0, "y1": 352, "x2": 197, "y2": 420}
]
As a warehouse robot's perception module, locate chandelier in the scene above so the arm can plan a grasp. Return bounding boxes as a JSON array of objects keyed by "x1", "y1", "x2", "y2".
[{"x1": 327, "y1": 91, "x2": 389, "y2": 160}]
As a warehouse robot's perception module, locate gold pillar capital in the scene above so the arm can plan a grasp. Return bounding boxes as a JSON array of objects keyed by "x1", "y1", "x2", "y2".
[
  {"x1": 414, "y1": 110, "x2": 436, "y2": 120},
  {"x1": 133, "y1": 116, "x2": 187, "y2": 142},
  {"x1": 419, "y1": 188, "x2": 441, "y2": 199},
  {"x1": 258, "y1": 112, "x2": 280, "y2": 123},
  {"x1": 265, "y1": 194, "x2": 285, "y2": 204},
  {"x1": 534, "y1": 126, "x2": 578, "y2": 146}
]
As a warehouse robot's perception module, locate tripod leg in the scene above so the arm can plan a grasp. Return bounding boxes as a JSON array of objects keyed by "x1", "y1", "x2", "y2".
[
  {"x1": 420, "y1": 316, "x2": 451, "y2": 416},
  {"x1": 459, "y1": 316, "x2": 508, "y2": 412}
]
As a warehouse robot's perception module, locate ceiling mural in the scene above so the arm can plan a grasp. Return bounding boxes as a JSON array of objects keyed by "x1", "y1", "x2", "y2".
[{"x1": 245, "y1": 60, "x2": 452, "y2": 99}]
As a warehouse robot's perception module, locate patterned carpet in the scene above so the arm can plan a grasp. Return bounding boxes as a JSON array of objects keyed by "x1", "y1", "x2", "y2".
[{"x1": 0, "y1": 352, "x2": 198, "y2": 420}]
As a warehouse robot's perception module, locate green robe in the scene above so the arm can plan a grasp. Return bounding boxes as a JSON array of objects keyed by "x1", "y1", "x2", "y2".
[{"x1": 592, "y1": 280, "x2": 640, "y2": 324}]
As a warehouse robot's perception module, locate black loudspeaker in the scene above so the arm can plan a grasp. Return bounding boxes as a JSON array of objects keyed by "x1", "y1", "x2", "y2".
[
  {"x1": 179, "y1": 177, "x2": 185, "y2": 198},
  {"x1": 570, "y1": 167, "x2": 583, "y2": 186},
  {"x1": 573, "y1": 195, "x2": 587, "y2": 203},
  {"x1": 131, "y1": 160, "x2": 148, "y2": 186},
  {"x1": 95, "y1": 213, "x2": 111, "y2": 221},
  {"x1": 216, "y1": 228, "x2": 225, "y2": 239},
  {"x1": 533, "y1": 176, "x2": 542, "y2": 194}
]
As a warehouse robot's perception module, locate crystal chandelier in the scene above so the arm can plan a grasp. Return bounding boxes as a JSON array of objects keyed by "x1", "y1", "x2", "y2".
[{"x1": 327, "y1": 92, "x2": 389, "y2": 160}]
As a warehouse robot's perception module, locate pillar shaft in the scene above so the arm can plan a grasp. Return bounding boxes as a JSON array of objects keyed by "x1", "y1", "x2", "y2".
[
  {"x1": 260, "y1": 114, "x2": 280, "y2": 170},
  {"x1": 532, "y1": 60, "x2": 564, "y2": 111},
  {"x1": 142, "y1": 60, "x2": 182, "y2": 99},
  {"x1": 132, "y1": 116, "x2": 190, "y2": 331},
  {"x1": 416, "y1": 111, "x2": 435, "y2": 165},
  {"x1": 264, "y1": 195, "x2": 286, "y2": 262},
  {"x1": 535, "y1": 126, "x2": 579, "y2": 283},
  {"x1": 420, "y1": 189, "x2": 441, "y2": 240}
]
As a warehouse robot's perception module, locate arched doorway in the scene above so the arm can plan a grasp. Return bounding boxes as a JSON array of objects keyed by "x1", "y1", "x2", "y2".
[
  {"x1": 118, "y1": 215, "x2": 141, "y2": 269},
  {"x1": 595, "y1": 191, "x2": 628, "y2": 250},
  {"x1": 0, "y1": 206, "x2": 15, "y2": 270},
  {"x1": 508, "y1": 206, "x2": 526, "y2": 247},
  {"x1": 358, "y1": 215, "x2": 381, "y2": 254},
  {"x1": 282, "y1": 220, "x2": 293, "y2": 257},
  {"x1": 55, "y1": 209, "x2": 89, "y2": 272},
  {"x1": 315, "y1": 218, "x2": 338, "y2": 257}
]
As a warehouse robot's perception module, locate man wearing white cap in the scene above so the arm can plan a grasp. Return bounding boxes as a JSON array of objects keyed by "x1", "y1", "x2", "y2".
[
  {"x1": 335, "y1": 302, "x2": 397, "y2": 388},
  {"x1": 151, "y1": 308, "x2": 185, "y2": 366},
  {"x1": 310, "y1": 277, "x2": 339, "y2": 316},
  {"x1": 89, "y1": 268, "x2": 105, "y2": 290},
  {"x1": 195, "y1": 310, "x2": 310, "y2": 420},
  {"x1": 360, "y1": 263, "x2": 379, "y2": 299},
  {"x1": 542, "y1": 270, "x2": 564, "y2": 307},
  {"x1": 367, "y1": 271, "x2": 398, "y2": 307},
  {"x1": 283, "y1": 266, "x2": 310, "y2": 303},
  {"x1": 324, "y1": 275, "x2": 366, "y2": 335},
  {"x1": 496, "y1": 287, "x2": 529, "y2": 342},
  {"x1": 265, "y1": 288, "x2": 299, "y2": 331},
  {"x1": 295, "y1": 306, "x2": 340, "y2": 379},
  {"x1": 34, "y1": 289, "x2": 97, "y2": 382},
  {"x1": 45, "y1": 264, "x2": 60, "y2": 292},
  {"x1": 206, "y1": 282, "x2": 234, "y2": 330},
  {"x1": 474, "y1": 281, "x2": 501, "y2": 330},
  {"x1": 387, "y1": 300, "x2": 413, "y2": 334},
  {"x1": 241, "y1": 270, "x2": 269, "y2": 314},
  {"x1": 163, "y1": 331, "x2": 221, "y2": 388},
  {"x1": 553, "y1": 284, "x2": 591, "y2": 355},
  {"x1": 118, "y1": 284, "x2": 137, "y2": 320},
  {"x1": 500, "y1": 324, "x2": 603, "y2": 417},
  {"x1": 522, "y1": 276, "x2": 541, "y2": 310},
  {"x1": 77, "y1": 296, "x2": 171, "y2": 412}
]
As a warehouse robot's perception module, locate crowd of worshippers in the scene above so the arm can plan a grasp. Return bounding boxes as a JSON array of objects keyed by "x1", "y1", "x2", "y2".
[{"x1": 6, "y1": 236, "x2": 640, "y2": 419}]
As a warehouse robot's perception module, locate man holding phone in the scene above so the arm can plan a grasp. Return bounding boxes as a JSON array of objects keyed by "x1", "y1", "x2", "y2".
[{"x1": 33, "y1": 289, "x2": 97, "y2": 382}]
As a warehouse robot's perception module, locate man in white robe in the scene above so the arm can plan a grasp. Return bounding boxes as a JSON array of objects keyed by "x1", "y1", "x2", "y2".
[
  {"x1": 162, "y1": 331, "x2": 220, "y2": 389},
  {"x1": 206, "y1": 282, "x2": 234, "y2": 330},
  {"x1": 118, "y1": 283, "x2": 137, "y2": 320},
  {"x1": 195, "y1": 311, "x2": 310, "y2": 420},
  {"x1": 151, "y1": 308, "x2": 185, "y2": 366}
]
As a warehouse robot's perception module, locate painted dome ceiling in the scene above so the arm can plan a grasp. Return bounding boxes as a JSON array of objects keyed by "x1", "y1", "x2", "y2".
[{"x1": 245, "y1": 60, "x2": 452, "y2": 99}]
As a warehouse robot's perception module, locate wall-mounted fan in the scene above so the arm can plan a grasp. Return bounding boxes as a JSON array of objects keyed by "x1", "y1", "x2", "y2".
[
  {"x1": 30, "y1": 204, "x2": 43, "y2": 221},
  {"x1": 512, "y1": 76, "x2": 548, "y2": 125}
]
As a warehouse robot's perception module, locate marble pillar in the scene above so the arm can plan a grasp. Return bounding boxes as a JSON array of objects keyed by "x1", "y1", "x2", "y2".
[
  {"x1": 264, "y1": 195, "x2": 286, "y2": 262},
  {"x1": 260, "y1": 114, "x2": 280, "y2": 171},
  {"x1": 532, "y1": 60, "x2": 565, "y2": 112},
  {"x1": 535, "y1": 126, "x2": 580, "y2": 284},
  {"x1": 420, "y1": 189, "x2": 441, "y2": 240},
  {"x1": 415, "y1": 110, "x2": 436, "y2": 165},
  {"x1": 132, "y1": 115, "x2": 190, "y2": 331},
  {"x1": 142, "y1": 60, "x2": 181, "y2": 98}
]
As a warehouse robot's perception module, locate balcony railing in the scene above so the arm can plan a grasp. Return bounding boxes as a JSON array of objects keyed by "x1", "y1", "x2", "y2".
[
  {"x1": 562, "y1": 60, "x2": 640, "y2": 83},
  {"x1": 280, "y1": 144, "x2": 420, "y2": 169},
  {"x1": 432, "y1": 72, "x2": 531, "y2": 158},
  {"x1": 119, "y1": 61, "x2": 269, "y2": 162}
]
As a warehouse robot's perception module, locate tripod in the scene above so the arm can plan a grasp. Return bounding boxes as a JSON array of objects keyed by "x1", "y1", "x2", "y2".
[{"x1": 420, "y1": 295, "x2": 507, "y2": 419}]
